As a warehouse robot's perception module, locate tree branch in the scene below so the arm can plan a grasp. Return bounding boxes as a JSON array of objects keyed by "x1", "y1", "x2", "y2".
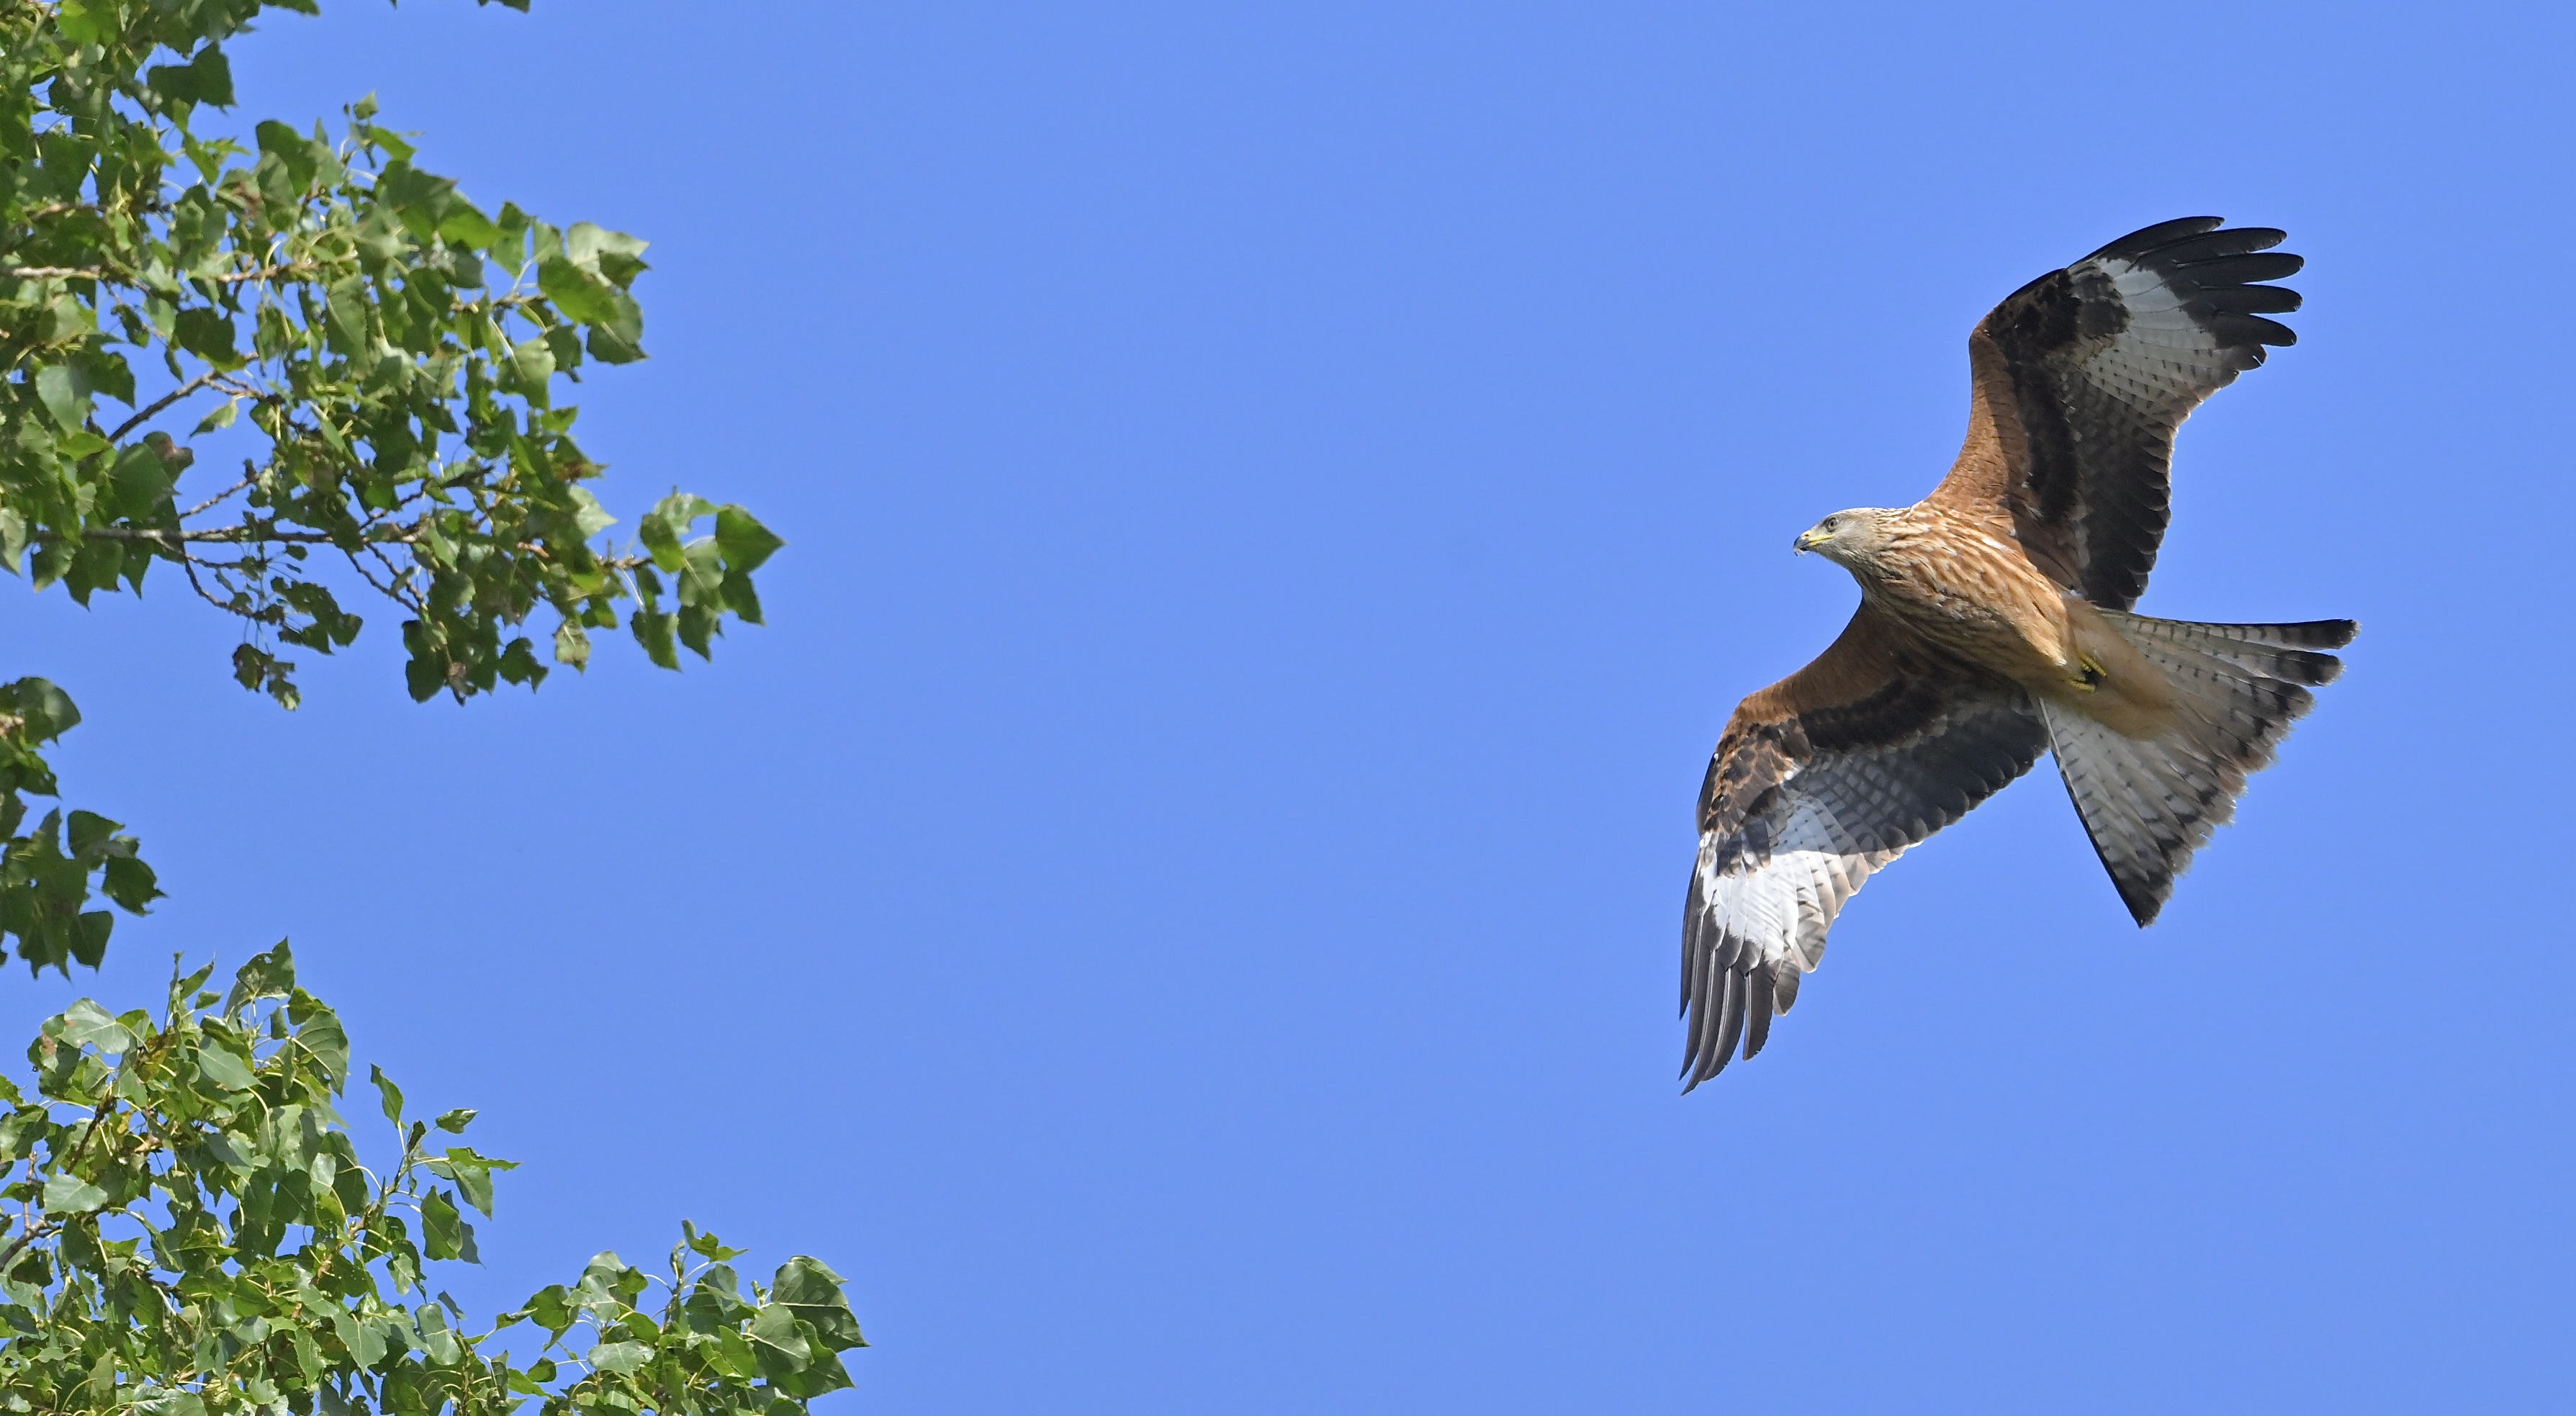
[
  {"x1": 104, "y1": 369, "x2": 222, "y2": 443},
  {"x1": 60, "y1": 523, "x2": 653, "y2": 572},
  {"x1": 4, "y1": 261, "x2": 318, "y2": 285},
  {"x1": 78, "y1": 526, "x2": 390, "y2": 546},
  {"x1": 176, "y1": 553, "x2": 246, "y2": 620},
  {"x1": 0, "y1": 1217, "x2": 57, "y2": 1278},
  {"x1": 176, "y1": 464, "x2": 258, "y2": 520},
  {"x1": 201, "y1": 261, "x2": 318, "y2": 285}
]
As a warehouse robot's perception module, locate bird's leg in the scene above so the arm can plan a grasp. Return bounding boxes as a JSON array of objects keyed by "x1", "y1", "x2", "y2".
[{"x1": 2068, "y1": 651, "x2": 2107, "y2": 692}]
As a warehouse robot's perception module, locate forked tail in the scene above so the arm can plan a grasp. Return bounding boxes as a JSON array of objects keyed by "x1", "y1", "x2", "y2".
[{"x1": 2040, "y1": 613, "x2": 2356, "y2": 924}]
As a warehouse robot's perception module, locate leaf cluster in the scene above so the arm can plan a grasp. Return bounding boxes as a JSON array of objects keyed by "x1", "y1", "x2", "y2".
[
  {"x1": 0, "y1": 679, "x2": 155, "y2": 977},
  {"x1": 0, "y1": 942, "x2": 863, "y2": 1415},
  {"x1": 2, "y1": 0, "x2": 782, "y2": 709}
]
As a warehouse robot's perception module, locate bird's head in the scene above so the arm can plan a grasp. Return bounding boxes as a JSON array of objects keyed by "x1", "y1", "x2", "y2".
[{"x1": 1793, "y1": 508, "x2": 1895, "y2": 567}]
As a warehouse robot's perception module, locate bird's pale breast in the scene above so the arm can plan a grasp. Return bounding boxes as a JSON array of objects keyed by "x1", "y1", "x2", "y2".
[{"x1": 1854, "y1": 514, "x2": 2076, "y2": 685}]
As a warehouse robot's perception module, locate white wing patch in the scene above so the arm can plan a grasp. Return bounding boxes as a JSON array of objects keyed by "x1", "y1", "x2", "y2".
[
  {"x1": 1690, "y1": 779, "x2": 1905, "y2": 980},
  {"x1": 2081, "y1": 256, "x2": 2248, "y2": 415},
  {"x1": 1680, "y1": 690, "x2": 2049, "y2": 1086}
]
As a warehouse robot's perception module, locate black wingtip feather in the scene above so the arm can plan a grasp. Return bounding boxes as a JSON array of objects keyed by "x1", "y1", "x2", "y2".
[
  {"x1": 1743, "y1": 969, "x2": 1776, "y2": 1060},
  {"x1": 2196, "y1": 285, "x2": 2304, "y2": 317},
  {"x1": 1711, "y1": 970, "x2": 1746, "y2": 1076},
  {"x1": 2158, "y1": 227, "x2": 2289, "y2": 262},
  {"x1": 2208, "y1": 313, "x2": 2300, "y2": 348},
  {"x1": 1680, "y1": 968, "x2": 1746, "y2": 1091},
  {"x1": 2089, "y1": 216, "x2": 2223, "y2": 261},
  {"x1": 2172, "y1": 252, "x2": 2305, "y2": 287},
  {"x1": 2121, "y1": 882, "x2": 2169, "y2": 928}
]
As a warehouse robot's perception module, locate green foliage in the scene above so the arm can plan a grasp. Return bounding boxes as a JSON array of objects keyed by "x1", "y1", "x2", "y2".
[
  {"x1": 1, "y1": 0, "x2": 783, "y2": 710},
  {"x1": 0, "y1": 0, "x2": 787, "y2": 974},
  {"x1": 0, "y1": 679, "x2": 156, "y2": 977},
  {"x1": 0, "y1": 9, "x2": 860, "y2": 1407},
  {"x1": 0, "y1": 944, "x2": 864, "y2": 1413}
]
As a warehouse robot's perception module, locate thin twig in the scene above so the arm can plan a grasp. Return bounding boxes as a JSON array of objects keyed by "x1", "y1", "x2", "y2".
[
  {"x1": 78, "y1": 526, "x2": 407, "y2": 546},
  {"x1": 63, "y1": 1061, "x2": 130, "y2": 1169},
  {"x1": 104, "y1": 369, "x2": 222, "y2": 443},
  {"x1": 4, "y1": 261, "x2": 318, "y2": 285},
  {"x1": 365, "y1": 542, "x2": 428, "y2": 614},
  {"x1": 0, "y1": 1218, "x2": 58, "y2": 1277},
  {"x1": 66, "y1": 523, "x2": 651, "y2": 572},
  {"x1": 204, "y1": 261, "x2": 318, "y2": 285},
  {"x1": 178, "y1": 555, "x2": 248, "y2": 618},
  {"x1": 177, "y1": 465, "x2": 258, "y2": 520}
]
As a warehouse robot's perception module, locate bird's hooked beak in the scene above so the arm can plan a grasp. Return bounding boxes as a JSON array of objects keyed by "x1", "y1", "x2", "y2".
[{"x1": 1793, "y1": 527, "x2": 1830, "y2": 555}]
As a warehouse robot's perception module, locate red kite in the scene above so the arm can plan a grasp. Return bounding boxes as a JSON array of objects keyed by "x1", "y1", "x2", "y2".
[{"x1": 1682, "y1": 218, "x2": 2354, "y2": 1088}]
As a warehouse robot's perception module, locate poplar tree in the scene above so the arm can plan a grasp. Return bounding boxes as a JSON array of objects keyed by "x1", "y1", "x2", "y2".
[{"x1": 0, "y1": 4, "x2": 857, "y2": 1410}]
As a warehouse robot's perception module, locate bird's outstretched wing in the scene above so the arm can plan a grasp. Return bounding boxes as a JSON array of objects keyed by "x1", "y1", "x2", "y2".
[
  {"x1": 1931, "y1": 217, "x2": 2303, "y2": 611},
  {"x1": 1683, "y1": 607, "x2": 2047, "y2": 1088}
]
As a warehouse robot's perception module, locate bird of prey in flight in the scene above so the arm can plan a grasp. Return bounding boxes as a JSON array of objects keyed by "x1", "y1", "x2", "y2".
[{"x1": 1680, "y1": 217, "x2": 2354, "y2": 1088}]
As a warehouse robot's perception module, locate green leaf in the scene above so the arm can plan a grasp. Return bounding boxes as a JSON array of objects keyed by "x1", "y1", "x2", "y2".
[
  {"x1": 587, "y1": 1340, "x2": 652, "y2": 1375},
  {"x1": 173, "y1": 307, "x2": 241, "y2": 368},
  {"x1": 54, "y1": 0, "x2": 109, "y2": 42},
  {"x1": 295, "y1": 1007, "x2": 350, "y2": 1083},
  {"x1": 570, "y1": 487, "x2": 616, "y2": 539},
  {"x1": 638, "y1": 515, "x2": 683, "y2": 572},
  {"x1": 4, "y1": 678, "x2": 81, "y2": 741},
  {"x1": 34, "y1": 366, "x2": 89, "y2": 433},
  {"x1": 747, "y1": 1304, "x2": 812, "y2": 1374},
  {"x1": 109, "y1": 445, "x2": 174, "y2": 520},
  {"x1": 631, "y1": 609, "x2": 677, "y2": 669},
  {"x1": 564, "y1": 223, "x2": 650, "y2": 282},
  {"x1": 415, "y1": 1303, "x2": 464, "y2": 1363},
  {"x1": 677, "y1": 603, "x2": 719, "y2": 660},
  {"x1": 423, "y1": 1188, "x2": 466, "y2": 1261},
  {"x1": 536, "y1": 258, "x2": 618, "y2": 328},
  {"x1": 683, "y1": 1220, "x2": 747, "y2": 1262},
  {"x1": 329, "y1": 1318, "x2": 384, "y2": 1369},
  {"x1": 376, "y1": 161, "x2": 461, "y2": 238},
  {"x1": 100, "y1": 855, "x2": 160, "y2": 914},
  {"x1": 428, "y1": 1145, "x2": 515, "y2": 1216},
  {"x1": 292, "y1": 1324, "x2": 324, "y2": 1386},
  {"x1": 326, "y1": 275, "x2": 371, "y2": 352},
  {"x1": 225, "y1": 941, "x2": 297, "y2": 1015},
  {"x1": 40, "y1": 1176, "x2": 107, "y2": 1216},
  {"x1": 715, "y1": 507, "x2": 786, "y2": 573},
  {"x1": 56, "y1": 1000, "x2": 134, "y2": 1056},
  {"x1": 147, "y1": 45, "x2": 236, "y2": 109},
  {"x1": 438, "y1": 203, "x2": 500, "y2": 253},
  {"x1": 65, "y1": 810, "x2": 119, "y2": 860},
  {"x1": 371, "y1": 1063, "x2": 405, "y2": 1127},
  {"x1": 640, "y1": 492, "x2": 715, "y2": 572},
  {"x1": 523, "y1": 1284, "x2": 575, "y2": 1338},
  {"x1": 772, "y1": 1256, "x2": 866, "y2": 1348},
  {"x1": 255, "y1": 120, "x2": 321, "y2": 190},
  {"x1": 195, "y1": 1042, "x2": 256, "y2": 1092},
  {"x1": 510, "y1": 335, "x2": 556, "y2": 392},
  {"x1": 71, "y1": 911, "x2": 112, "y2": 969},
  {"x1": 330, "y1": 1308, "x2": 387, "y2": 1368},
  {"x1": 538, "y1": 246, "x2": 646, "y2": 361},
  {"x1": 433, "y1": 1107, "x2": 476, "y2": 1134}
]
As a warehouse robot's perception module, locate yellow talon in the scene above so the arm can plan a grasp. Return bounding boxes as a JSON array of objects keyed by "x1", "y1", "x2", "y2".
[{"x1": 2069, "y1": 652, "x2": 2107, "y2": 691}]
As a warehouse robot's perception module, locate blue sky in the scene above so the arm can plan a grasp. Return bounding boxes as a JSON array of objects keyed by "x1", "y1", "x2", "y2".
[{"x1": 11, "y1": 1, "x2": 2575, "y2": 1410}]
